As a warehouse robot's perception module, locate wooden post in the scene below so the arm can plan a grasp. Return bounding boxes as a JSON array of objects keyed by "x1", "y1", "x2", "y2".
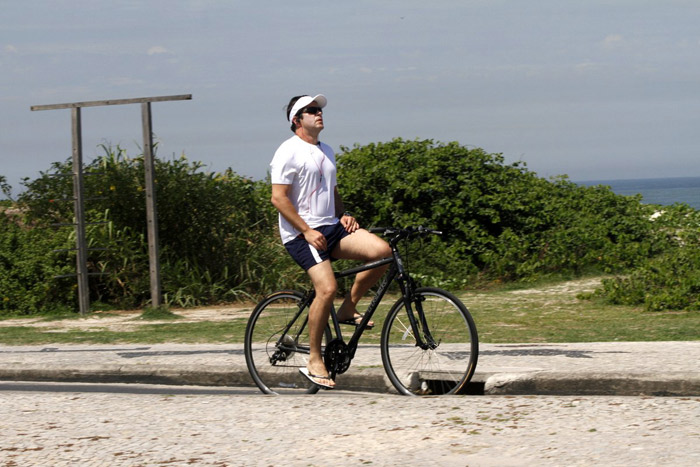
[
  {"x1": 71, "y1": 107, "x2": 90, "y2": 316},
  {"x1": 141, "y1": 102, "x2": 162, "y2": 307},
  {"x1": 32, "y1": 94, "x2": 190, "y2": 312}
]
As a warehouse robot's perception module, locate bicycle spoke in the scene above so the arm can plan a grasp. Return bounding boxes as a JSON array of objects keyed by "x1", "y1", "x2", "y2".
[
  {"x1": 245, "y1": 292, "x2": 330, "y2": 394},
  {"x1": 392, "y1": 315, "x2": 415, "y2": 341},
  {"x1": 381, "y1": 288, "x2": 478, "y2": 395}
]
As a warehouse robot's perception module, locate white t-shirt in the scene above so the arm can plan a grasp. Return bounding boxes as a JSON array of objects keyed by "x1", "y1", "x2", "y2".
[{"x1": 270, "y1": 135, "x2": 339, "y2": 244}]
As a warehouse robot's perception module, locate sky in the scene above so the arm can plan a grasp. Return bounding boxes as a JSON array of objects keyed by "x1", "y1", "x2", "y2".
[{"x1": 2, "y1": 0, "x2": 700, "y2": 199}]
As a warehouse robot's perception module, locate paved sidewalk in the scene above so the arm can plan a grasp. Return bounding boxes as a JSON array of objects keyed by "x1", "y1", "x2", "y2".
[
  {"x1": 1, "y1": 341, "x2": 698, "y2": 395},
  {"x1": 3, "y1": 387, "x2": 699, "y2": 466}
]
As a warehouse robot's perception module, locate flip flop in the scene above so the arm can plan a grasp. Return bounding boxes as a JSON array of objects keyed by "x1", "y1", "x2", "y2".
[
  {"x1": 299, "y1": 368, "x2": 335, "y2": 389},
  {"x1": 337, "y1": 313, "x2": 374, "y2": 329}
]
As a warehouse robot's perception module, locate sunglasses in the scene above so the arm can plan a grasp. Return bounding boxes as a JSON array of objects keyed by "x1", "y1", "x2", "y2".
[{"x1": 302, "y1": 106, "x2": 323, "y2": 115}]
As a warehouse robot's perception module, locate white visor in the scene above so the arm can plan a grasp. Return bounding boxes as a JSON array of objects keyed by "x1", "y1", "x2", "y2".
[{"x1": 288, "y1": 94, "x2": 327, "y2": 122}]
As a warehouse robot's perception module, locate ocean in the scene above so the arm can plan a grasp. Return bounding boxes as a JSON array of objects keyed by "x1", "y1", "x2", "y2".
[{"x1": 577, "y1": 176, "x2": 700, "y2": 210}]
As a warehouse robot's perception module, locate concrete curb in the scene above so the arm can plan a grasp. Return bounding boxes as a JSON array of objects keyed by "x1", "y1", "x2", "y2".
[
  {"x1": 2, "y1": 365, "x2": 699, "y2": 396},
  {"x1": 483, "y1": 371, "x2": 700, "y2": 397},
  {"x1": 2, "y1": 342, "x2": 698, "y2": 395},
  {"x1": 0, "y1": 364, "x2": 253, "y2": 388}
]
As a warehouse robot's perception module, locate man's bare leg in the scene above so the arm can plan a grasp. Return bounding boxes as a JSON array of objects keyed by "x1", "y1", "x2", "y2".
[
  {"x1": 332, "y1": 229, "x2": 392, "y2": 323},
  {"x1": 305, "y1": 260, "x2": 337, "y2": 387}
]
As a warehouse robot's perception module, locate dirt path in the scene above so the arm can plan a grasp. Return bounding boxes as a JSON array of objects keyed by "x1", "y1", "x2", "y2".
[{"x1": 1, "y1": 277, "x2": 603, "y2": 332}]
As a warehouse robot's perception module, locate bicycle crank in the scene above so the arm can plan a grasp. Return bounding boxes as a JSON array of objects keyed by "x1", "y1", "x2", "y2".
[{"x1": 324, "y1": 339, "x2": 351, "y2": 377}]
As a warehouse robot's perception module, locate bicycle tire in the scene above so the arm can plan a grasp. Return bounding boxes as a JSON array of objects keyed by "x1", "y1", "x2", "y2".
[
  {"x1": 244, "y1": 290, "x2": 332, "y2": 394},
  {"x1": 380, "y1": 287, "x2": 478, "y2": 396}
]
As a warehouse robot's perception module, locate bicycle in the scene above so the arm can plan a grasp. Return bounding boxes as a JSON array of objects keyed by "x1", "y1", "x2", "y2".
[{"x1": 244, "y1": 226, "x2": 478, "y2": 396}]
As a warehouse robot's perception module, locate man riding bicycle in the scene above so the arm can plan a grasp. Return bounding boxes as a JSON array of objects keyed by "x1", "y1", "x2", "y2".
[{"x1": 270, "y1": 94, "x2": 391, "y2": 389}]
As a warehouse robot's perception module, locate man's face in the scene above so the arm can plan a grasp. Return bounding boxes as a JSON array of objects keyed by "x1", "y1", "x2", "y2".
[{"x1": 298, "y1": 101, "x2": 324, "y2": 132}]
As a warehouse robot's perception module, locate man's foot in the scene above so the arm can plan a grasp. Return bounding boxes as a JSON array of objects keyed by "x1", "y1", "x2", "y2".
[
  {"x1": 337, "y1": 305, "x2": 375, "y2": 329},
  {"x1": 299, "y1": 368, "x2": 335, "y2": 389},
  {"x1": 337, "y1": 312, "x2": 374, "y2": 329}
]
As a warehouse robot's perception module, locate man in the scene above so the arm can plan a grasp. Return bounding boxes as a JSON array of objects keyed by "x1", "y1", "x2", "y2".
[{"x1": 270, "y1": 94, "x2": 391, "y2": 389}]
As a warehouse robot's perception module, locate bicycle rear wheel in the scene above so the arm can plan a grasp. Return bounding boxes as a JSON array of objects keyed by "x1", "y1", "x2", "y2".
[
  {"x1": 381, "y1": 287, "x2": 478, "y2": 395},
  {"x1": 244, "y1": 291, "x2": 332, "y2": 394}
]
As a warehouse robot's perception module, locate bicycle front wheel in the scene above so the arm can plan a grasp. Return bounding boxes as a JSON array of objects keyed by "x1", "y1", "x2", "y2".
[
  {"x1": 244, "y1": 291, "x2": 331, "y2": 394},
  {"x1": 381, "y1": 287, "x2": 478, "y2": 395}
]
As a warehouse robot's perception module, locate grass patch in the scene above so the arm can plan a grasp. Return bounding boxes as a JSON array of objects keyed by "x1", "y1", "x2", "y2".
[
  {"x1": 137, "y1": 305, "x2": 182, "y2": 321},
  {"x1": 462, "y1": 280, "x2": 700, "y2": 342},
  {"x1": 0, "y1": 321, "x2": 248, "y2": 345},
  {"x1": 0, "y1": 278, "x2": 698, "y2": 344}
]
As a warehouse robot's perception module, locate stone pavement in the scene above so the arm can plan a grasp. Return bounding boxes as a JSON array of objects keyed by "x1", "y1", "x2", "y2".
[
  {"x1": 0, "y1": 341, "x2": 698, "y2": 396},
  {"x1": 1, "y1": 384, "x2": 698, "y2": 466},
  {"x1": 1, "y1": 341, "x2": 699, "y2": 465}
]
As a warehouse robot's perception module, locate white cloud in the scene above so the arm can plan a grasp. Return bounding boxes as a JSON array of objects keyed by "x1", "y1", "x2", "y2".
[
  {"x1": 4, "y1": 44, "x2": 18, "y2": 53},
  {"x1": 602, "y1": 34, "x2": 623, "y2": 48},
  {"x1": 147, "y1": 45, "x2": 171, "y2": 55},
  {"x1": 574, "y1": 61, "x2": 598, "y2": 72}
]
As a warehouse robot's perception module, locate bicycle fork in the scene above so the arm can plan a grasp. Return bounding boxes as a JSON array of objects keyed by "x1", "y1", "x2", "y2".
[{"x1": 399, "y1": 278, "x2": 439, "y2": 351}]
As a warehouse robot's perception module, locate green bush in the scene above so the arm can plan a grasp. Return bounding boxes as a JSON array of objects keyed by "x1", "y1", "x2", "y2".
[
  {"x1": 2, "y1": 139, "x2": 697, "y2": 314},
  {"x1": 337, "y1": 138, "x2": 660, "y2": 284},
  {"x1": 0, "y1": 213, "x2": 76, "y2": 315},
  {"x1": 11, "y1": 145, "x2": 304, "y2": 313},
  {"x1": 593, "y1": 206, "x2": 700, "y2": 311},
  {"x1": 0, "y1": 175, "x2": 12, "y2": 201}
]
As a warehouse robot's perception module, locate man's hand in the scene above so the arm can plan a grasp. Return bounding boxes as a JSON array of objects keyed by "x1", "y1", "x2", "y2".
[
  {"x1": 340, "y1": 213, "x2": 359, "y2": 233},
  {"x1": 303, "y1": 229, "x2": 327, "y2": 251}
]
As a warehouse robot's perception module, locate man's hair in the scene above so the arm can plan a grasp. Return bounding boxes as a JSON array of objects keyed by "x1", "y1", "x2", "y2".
[{"x1": 286, "y1": 95, "x2": 306, "y2": 133}]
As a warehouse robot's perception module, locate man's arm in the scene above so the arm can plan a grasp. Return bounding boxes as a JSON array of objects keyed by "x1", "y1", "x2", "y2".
[
  {"x1": 271, "y1": 184, "x2": 327, "y2": 251},
  {"x1": 334, "y1": 186, "x2": 359, "y2": 233}
]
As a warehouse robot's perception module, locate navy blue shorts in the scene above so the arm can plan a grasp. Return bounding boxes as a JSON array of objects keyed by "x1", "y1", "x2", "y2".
[{"x1": 284, "y1": 222, "x2": 350, "y2": 271}]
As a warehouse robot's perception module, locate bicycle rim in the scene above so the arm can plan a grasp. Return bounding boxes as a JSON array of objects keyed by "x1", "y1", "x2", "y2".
[
  {"x1": 244, "y1": 291, "x2": 330, "y2": 394},
  {"x1": 381, "y1": 287, "x2": 478, "y2": 396}
]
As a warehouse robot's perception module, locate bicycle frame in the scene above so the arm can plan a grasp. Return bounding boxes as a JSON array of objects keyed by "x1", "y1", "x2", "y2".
[
  {"x1": 270, "y1": 228, "x2": 442, "y2": 375},
  {"x1": 332, "y1": 256, "x2": 395, "y2": 350},
  {"x1": 271, "y1": 257, "x2": 397, "y2": 362},
  {"x1": 279, "y1": 232, "x2": 439, "y2": 367}
]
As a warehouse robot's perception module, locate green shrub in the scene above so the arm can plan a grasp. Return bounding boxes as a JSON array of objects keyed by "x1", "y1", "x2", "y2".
[
  {"x1": 337, "y1": 138, "x2": 660, "y2": 284},
  {"x1": 0, "y1": 213, "x2": 76, "y2": 315},
  {"x1": 12, "y1": 146, "x2": 305, "y2": 313},
  {"x1": 3, "y1": 139, "x2": 697, "y2": 314},
  {"x1": 594, "y1": 206, "x2": 700, "y2": 311}
]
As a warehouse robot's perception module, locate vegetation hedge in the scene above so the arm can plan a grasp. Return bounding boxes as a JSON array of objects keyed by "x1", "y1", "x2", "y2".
[
  {"x1": 0, "y1": 140, "x2": 697, "y2": 315},
  {"x1": 337, "y1": 139, "x2": 664, "y2": 284},
  {"x1": 6, "y1": 146, "x2": 305, "y2": 314},
  {"x1": 591, "y1": 205, "x2": 700, "y2": 311}
]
